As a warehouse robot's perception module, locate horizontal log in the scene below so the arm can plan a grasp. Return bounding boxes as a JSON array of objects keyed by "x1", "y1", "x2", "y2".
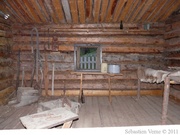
[
  {"x1": 0, "y1": 30, "x2": 5, "y2": 37},
  {"x1": 12, "y1": 23, "x2": 165, "y2": 30},
  {"x1": 60, "y1": 45, "x2": 164, "y2": 53},
  {"x1": 165, "y1": 22, "x2": 180, "y2": 32},
  {"x1": 166, "y1": 38, "x2": 180, "y2": 46},
  {"x1": 170, "y1": 89, "x2": 180, "y2": 101},
  {"x1": 12, "y1": 44, "x2": 164, "y2": 53},
  {"x1": 168, "y1": 60, "x2": 180, "y2": 67},
  {"x1": 0, "y1": 67, "x2": 14, "y2": 80},
  {"x1": 0, "y1": 86, "x2": 15, "y2": 99},
  {"x1": 164, "y1": 53, "x2": 180, "y2": 60},
  {"x1": 0, "y1": 78, "x2": 13, "y2": 91},
  {"x1": 102, "y1": 46, "x2": 163, "y2": 53},
  {"x1": 13, "y1": 36, "x2": 165, "y2": 45},
  {"x1": 41, "y1": 89, "x2": 163, "y2": 96},
  {"x1": 164, "y1": 29, "x2": 180, "y2": 39},
  {"x1": 166, "y1": 14, "x2": 180, "y2": 24},
  {"x1": 0, "y1": 37, "x2": 7, "y2": 46},
  {"x1": 164, "y1": 44, "x2": 180, "y2": 52},
  {"x1": 0, "y1": 58, "x2": 13, "y2": 66},
  {"x1": 13, "y1": 29, "x2": 165, "y2": 37}
]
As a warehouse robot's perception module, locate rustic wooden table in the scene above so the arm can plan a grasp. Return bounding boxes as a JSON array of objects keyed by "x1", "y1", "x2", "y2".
[{"x1": 71, "y1": 72, "x2": 123, "y2": 103}]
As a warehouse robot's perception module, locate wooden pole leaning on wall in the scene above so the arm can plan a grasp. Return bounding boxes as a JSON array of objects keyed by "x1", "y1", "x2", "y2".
[
  {"x1": 15, "y1": 49, "x2": 21, "y2": 96},
  {"x1": 52, "y1": 63, "x2": 55, "y2": 96},
  {"x1": 44, "y1": 53, "x2": 49, "y2": 96}
]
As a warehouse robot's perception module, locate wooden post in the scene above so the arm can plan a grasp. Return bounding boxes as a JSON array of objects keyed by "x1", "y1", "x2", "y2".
[
  {"x1": 162, "y1": 76, "x2": 170, "y2": 125},
  {"x1": 16, "y1": 49, "x2": 20, "y2": 96},
  {"x1": 78, "y1": 73, "x2": 83, "y2": 103},
  {"x1": 108, "y1": 75, "x2": 112, "y2": 103},
  {"x1": 51, "y1": 63, "x2": 55, "y2": 96},
  {"x1": 137, "y1": 78, "x2": 141, "y2": 99},
  {"x1": 44, "y1": 53, "x2": 49, "y2": 96}
]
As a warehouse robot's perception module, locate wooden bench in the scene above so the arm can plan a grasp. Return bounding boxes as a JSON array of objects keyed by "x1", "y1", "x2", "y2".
[{"x1": 20, "y1": 108, "x2": 78, "y2": 129}]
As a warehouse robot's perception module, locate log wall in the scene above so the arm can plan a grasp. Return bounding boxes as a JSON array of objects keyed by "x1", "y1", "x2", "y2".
[
  {"x1": 164, "y1": 13, "x2": 180, "y2": 69},
  {"x1": 164, "y1": 13, "x2": 180, "y2": 100},
  {"x1": 0, "y1": 19, "x2": 15, "y2": 105},
  {"x1": 12, "y1": 23, "x2": 166, "y2": 96}
]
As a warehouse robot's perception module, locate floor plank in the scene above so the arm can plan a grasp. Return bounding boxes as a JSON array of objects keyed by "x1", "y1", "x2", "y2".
[{"x1": 0, "y1": 96, "x2": 179, "y2": 129}]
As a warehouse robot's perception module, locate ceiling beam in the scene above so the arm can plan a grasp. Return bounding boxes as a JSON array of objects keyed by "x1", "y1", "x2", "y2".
[
  {"x1": 93, "y1": 0, "x2": 101, "y2": 23},
  {"x1": 105, "y1": 0, "x2": 117, "y2": 23},
  {"x1": 36, "y1": 0, "x2": 50, "y2": 23},
  {"x1": 44, "y1": 0, "x2": 58, "y2": 23},
  {"x1": 129, "y1": 0, "x2": 146, "y2": 23},
  {"x1": 159, "y1": 0, "x2": 180, "y2": 22},
  {"x1": 53, "y1": 0, "x2": 65, "y2": 23},
  {"x1": 61, "y1": 0, "x2": 72, "y2": 23},
  {"x1": 6, "y1": 0, "x2": 28, "y2": 23},
  {"x1": 13, "y1": 0, "x2": 33, "y2": 23},
  {"x1": 31, "y1": 0, "x2": 47, "y2": 23},
  {"x1": 112, "y1": 0, "x2": 127, "y2": 23},
  {"x1": 85, "y1": 0, "x2": 93, "y2": 23},
  {"x1": 100, "y1": 0, "x2": 109, "y2": 23},
  {"x1": 118, "y1": 0, "x2": 134, "y2": 22},
  {"x1": 69, "y1": 0, "x2": 79, "y2": 24},
  {"x1": 140, "y1": 0, "x2": 160, "y2": 22},
  {"x1": 77, "y1": 0, "x2": 86, "y2": 24},
  {"x1": 135, "y1": 0, "x2": 155, "y2": 23},
  {"x1": 146, "y1": 0, "x2": 167, "y2": 22},
  {"x1": 22, "y1": 0, "x2": 41, "y2": 23}
]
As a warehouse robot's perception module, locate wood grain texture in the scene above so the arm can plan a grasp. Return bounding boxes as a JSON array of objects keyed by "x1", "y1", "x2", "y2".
[
  {"x1": 1, "y1": 0, "x2": 179, "y2": 24},
  {"x1": 77, "y1": 0, "x2": 86, "y2": 24},
  {"x1": 69, "y1": 0, "x2": 79, "y2": 24}
]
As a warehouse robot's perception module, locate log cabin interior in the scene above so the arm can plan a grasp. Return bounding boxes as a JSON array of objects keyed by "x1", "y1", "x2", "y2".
[{"x1": 0, "y1": 0, "x2": 180, "y2": 131}]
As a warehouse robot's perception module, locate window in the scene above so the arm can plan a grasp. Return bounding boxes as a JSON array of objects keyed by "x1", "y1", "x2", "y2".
[{"x1": 74, "y1": 44, "x2": 102, "y2": 71}]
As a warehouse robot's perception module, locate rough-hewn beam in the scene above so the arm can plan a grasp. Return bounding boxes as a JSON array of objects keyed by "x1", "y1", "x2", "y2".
[
  {"x1": 100, "y1": 0, "x2": 109, "y2": 22},
  {"x1": 118, "y1": 0, "x2": 133, "y2": 22},
  {"x1": 129, "y1": 0, "x2": 145, "y2": 22},
  {"x1": 147, "y1": 0, "x2": 167, "y2": 22},
  {"x1": 141, "y1": 0, "x2": 160, "y2": 22},
  {"x1": 125, "y1": 0, "x2": 139, "y2": 22},
  {"x1": 135, "y1": 0, "x2": 155, "y2": 22},
  {"x1": 85, "y1": 0, "x2": 93, "y2": 23},
  {"x1": 105, "y1": 0, "x2": 116, "y2": 23},
  {"x1": 69, "y1": 0, "x2": 79, "y2": 24},
  {"x1": 22, "y1": 0, "x2": 41, "y2": 23},
  {"x1": 61, "y1": 0, "x2": 72, "y2": 23},
  {"x1": 77, "y1": 0, "x2": 86, "y2": 24},
  {"x1": 93, "y1": 0, "x2": 101, "y2": 23}
]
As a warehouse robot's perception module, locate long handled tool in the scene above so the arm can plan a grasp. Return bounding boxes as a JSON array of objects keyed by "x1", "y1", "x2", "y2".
[
  {"x1": 51, "y1": 63, "x2": 55, "y2": 96},
  {"x1": 30, "y1": 50, "x2": 36, "y2": 87},
  {"x1": 15, "y1": 49, "x2": 21, "y2": 96},
  {"x1": 62, "y1": 80, "x2": 71, "y2": 107}
]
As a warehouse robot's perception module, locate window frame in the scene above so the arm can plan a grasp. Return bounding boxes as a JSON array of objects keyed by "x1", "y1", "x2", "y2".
[{"x1": 74, "y1": 44, "x2": 102, "y2": 72}]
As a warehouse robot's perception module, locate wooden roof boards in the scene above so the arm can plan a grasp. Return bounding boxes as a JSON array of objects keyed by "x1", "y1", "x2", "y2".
[{"x1": 0, "y1": 0, "x2": 179, "y2": 24}]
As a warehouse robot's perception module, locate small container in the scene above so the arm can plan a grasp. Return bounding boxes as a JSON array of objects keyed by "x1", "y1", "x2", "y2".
[
  {"x1": 101, "y1": 63, "x2": 108, "y2": 73},
  {"x1": 108, "y1": 64, "x2": 120, "y2": 74}
]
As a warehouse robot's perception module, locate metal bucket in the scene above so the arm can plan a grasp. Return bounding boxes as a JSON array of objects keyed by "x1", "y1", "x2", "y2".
[{"x1": 108, "y1": 64, "x2": 120, "y2": 74}]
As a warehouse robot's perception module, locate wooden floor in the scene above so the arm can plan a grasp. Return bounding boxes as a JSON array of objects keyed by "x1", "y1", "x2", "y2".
[{"x1": 0, "y1": 96, "x2": 180, "y2": 129}]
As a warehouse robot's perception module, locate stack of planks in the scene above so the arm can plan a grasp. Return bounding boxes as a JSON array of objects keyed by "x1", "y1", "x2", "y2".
[{"x1": 0, "y1": 19, "x2": 15, "y2": 105}]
